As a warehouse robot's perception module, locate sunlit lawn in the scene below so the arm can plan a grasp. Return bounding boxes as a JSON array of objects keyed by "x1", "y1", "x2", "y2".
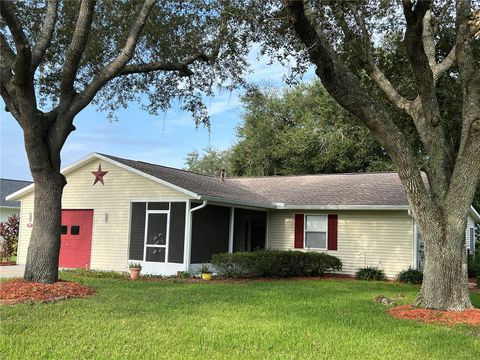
[{"x1": 1, "y1": 273, "x2": 480, "y2": 359}]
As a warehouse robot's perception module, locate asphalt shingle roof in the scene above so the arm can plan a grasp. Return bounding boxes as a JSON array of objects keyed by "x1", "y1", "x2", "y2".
[
  {"x1": 102, "y1": 154, "x2": 410, "y2": 208},
  {"x1": 229, "y1": 173, "x2": 410, "y2": 206},
  {"x1": 0, "y1": 178, "x2": 33, "y2": 207},
  {"x1": 101, "y1": 154, "x2": 273, "y2": 207}
]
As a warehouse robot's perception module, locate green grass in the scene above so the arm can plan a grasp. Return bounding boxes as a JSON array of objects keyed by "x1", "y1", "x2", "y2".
[{"x1": 1, "y1": 274, "x2": 480, "y2": 359}]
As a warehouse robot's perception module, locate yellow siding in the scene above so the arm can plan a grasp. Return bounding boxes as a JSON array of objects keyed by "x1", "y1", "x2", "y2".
[
  {"x1": 267, "y1": 210, "x2": 414, "y2": 278},
  {"x1": 16, "y1": 157, "x2": 192, "y2": 271}
]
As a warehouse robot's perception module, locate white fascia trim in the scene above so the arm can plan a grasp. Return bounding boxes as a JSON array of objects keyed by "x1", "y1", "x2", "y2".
[
  {"x1": 7, "y1": 153, "x2": 201, "y2": 201},
  {"x1": 196, "y1": 198, "x2": 411, "y2": 211},
  {"x1": 276, "y1": 205, "x2": 410, "y2": 211},
  {"x1": 470, "y1": 206, "x2": 480, "y2": 223},
  {"x1": 0, "y1": 206, "x2": 20, "y2": 209},
  {"x1": 200, "y1": 196, "x2": 274, "y2": 210},
  {"x1": 6, "y1": 184, "x2": 35, "y2": 201}
]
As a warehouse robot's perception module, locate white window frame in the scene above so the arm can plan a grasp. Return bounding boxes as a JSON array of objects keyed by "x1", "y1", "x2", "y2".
[
  {"x1": 304, "y1": 214, "x2": 328, "y2": 250},
  {"x1": 143, "y1": 209, "x2": 170, "y2": 263}
]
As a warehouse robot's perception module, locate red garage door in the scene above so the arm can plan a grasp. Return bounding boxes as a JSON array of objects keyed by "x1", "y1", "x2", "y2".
[{"x1": 59, "y1": 210, "x2": 93, "y2": 269}]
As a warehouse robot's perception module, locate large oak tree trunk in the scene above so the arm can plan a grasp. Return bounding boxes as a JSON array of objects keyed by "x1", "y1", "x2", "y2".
[
  {"x1": 23, "y1": 120, "x2": 67, "y2": 284},
  {"x1": 416, "y1": 213, "x2": 472, "y2": 311}
]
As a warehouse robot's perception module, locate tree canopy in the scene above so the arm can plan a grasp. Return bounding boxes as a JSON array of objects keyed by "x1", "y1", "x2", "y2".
[
  {"x1": 230, "y1": 82, "x2": 394, "y2": 176},
  {"x1": 0, "y1": 0, "x2": 256, "y2": 283},
  {"x1": 185, "y1": 147, "x2": 232, "y2": 176},
  {"x1": 1, "y1": 0, "x2": 254, "y2": 124}
]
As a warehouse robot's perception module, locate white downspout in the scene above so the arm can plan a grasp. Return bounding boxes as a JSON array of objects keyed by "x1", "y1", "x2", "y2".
[
  {"x1": 228, "y1": 207, "x2": 235, "y2": 253},
  {"x1": 184, "y1": 199, "x2": 208, "y2": 272}
]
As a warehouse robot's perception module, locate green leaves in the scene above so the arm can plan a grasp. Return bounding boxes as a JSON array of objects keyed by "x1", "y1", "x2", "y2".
[
  {"x1": 230, "y1": 81, "x2": 394, "y2": 176},
  {"x1": 3, "y1": 0, "x2": 255, "y2": 124}
]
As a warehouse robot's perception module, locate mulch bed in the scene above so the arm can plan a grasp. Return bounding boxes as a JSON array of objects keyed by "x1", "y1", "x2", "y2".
[
  {"x1": 0, "y1": 261, "x2": 16, "y2": 266},
  {"x1": 388, "y1": 304, "x2": 480, "y2": 326},
  {"x1": 0, "y1": 279, "x2": 95, "y2": 305}
]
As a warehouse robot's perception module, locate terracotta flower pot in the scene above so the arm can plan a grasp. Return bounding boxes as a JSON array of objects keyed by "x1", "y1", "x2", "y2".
[{"x1": 129, "y1": 268, "x2": 141, "y2": 280}]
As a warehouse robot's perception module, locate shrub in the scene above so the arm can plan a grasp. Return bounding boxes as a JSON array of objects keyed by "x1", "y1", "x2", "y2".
[
  {"x1": 0, "y1": 214, "x2": 19, "y2": 262},
  {"x1": 355, "y1": 267, "x2": 387, "y2": 281},
  {"x1": 397, "y1": 267, "x2": 423, "y2": 284},
  {"x1": 211, "y1": 250, "x2": 342, "y2": 278},
  {"x1": 199, "y1": 263, "x2": 211, "y2": 274},
  {"x1": 210, "y1": 253, "x2": 253, "y2": 278},
  {"x1": 176, "y1": 271, "x2": 191, "y2": 278},
  {"x1": 468, "y1": 251, "x2": 480, "y2": 278}
]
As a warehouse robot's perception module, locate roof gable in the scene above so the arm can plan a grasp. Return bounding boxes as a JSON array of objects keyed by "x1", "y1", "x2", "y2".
[{"x1": 6, "y1": 153, "x2": 200, "y2": 201}]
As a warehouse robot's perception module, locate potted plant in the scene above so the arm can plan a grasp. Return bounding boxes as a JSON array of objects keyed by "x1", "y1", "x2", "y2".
[
  {"x1": 199, "y1": 263, "x2": 212, "y2": 280},
  {"x1": 129, "y1": 262, "x2": 142, "y2": 280}
]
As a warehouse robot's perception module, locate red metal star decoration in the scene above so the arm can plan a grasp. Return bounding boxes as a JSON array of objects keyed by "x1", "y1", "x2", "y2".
[{"x1": 91, "y1": 164, "x2": 108, "y2": 185}]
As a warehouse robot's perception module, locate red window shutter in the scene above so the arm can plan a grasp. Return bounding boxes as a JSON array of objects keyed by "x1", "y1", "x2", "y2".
[
  {"x1": 294, "y1": 214, "x2": 304, "y2": 249},
  {"x1": 328, "y1": 214, "x2": 338, "y2": 251}
]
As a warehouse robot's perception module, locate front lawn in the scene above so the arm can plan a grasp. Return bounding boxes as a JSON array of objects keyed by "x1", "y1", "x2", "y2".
[{"x1": 1, "y1": 274, "x2": 480, "y2": 359}]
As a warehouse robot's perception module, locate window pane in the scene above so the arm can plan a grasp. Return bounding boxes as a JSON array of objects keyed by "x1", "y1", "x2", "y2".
[
  {"x1": 146, "y1": 247, "x2": 165, "y2": 262},
  {"x1": 305, "y1": 215, "x2": 327, "y2": 232},
  {"x1": 305, "y1": 232, "x2": 326, "y2": 249},
  {"x1": 71, "y1": 226, "x2": 80, "y2": 235},
  {"x1": 61, "y1": 225, "x2": 68, "y2": 235},
  {"x1": 147, "y1": 213, "x2": 167, "y2": 245},
  {"x1": 148, "y1": 202, "x2": 169, "y2": 211}
]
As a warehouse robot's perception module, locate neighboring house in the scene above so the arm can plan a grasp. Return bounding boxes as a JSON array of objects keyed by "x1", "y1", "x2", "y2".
[
  {"x1": 8, "y1": 153, "x2": 479, "y2": 278},
  {"x1": 0, "y1": 178, "x2": 32, "y2": 223}
]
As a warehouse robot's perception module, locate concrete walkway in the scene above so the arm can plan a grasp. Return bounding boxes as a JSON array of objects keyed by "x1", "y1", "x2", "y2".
[{"x1": 0, "y1": 265, "x2": 25, "y2": 279}]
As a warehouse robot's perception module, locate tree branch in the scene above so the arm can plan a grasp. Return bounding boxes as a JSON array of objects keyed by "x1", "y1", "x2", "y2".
[
  {"x1": 285, "y1": 0, "x2": 433, "y2": 218},
  {"x1": 31, "y1": 0, "x2": 59, "y2": 72},
  {"x1": 0, "y1": 0, "x2": 30, "y2": 54},
  {"x1": 330, "y1": 3, "x2": 415, "y2": 116},
  {"x1": 0, "y1": 34, "x2": 24, "y2": 125},
  {"x1": 68, "y1": 0, "x2": 156, "y2": 117},
  {"x1": 402, "y1": 0, "x2": 452, "y2": 200},
  {"x1": 454, "y1": 0, "x2": 480, "y2": 165},
  {"x1": 433, "y1": 45, "x2": 456, "y2": 81},
  {"x1": 119, "y1": 53, "x2": 209, "y2": 76},
  {"x1": 0, "y1": 0, "x2": 32, "y2": 87},
  {"x1": 0, "y1": 33, "x2": 16, "y2": 69},
  {"x1": 60, "y1": 0, "x2": 96, "y2": 102},
  {"x1": 422, "y1": 10, "x2": 437, "y2": 69},
  {"x1": 422, "y1": 8, "x2": 457, "y2": 82}
]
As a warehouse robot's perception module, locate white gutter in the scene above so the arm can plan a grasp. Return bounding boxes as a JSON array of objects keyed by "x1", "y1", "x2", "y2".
[
  {"x1": 470, "y1": 206, "x2": 480, "y2": 223},
  {"x1": 276, "y1": 204, "x2": 410, "y2": 211},
  {"x1": 184, "y1": 199, "x2": 208, "y2": 271}
]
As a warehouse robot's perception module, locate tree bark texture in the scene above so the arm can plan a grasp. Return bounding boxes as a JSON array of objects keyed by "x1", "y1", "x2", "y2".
[
  {"x1": 416, "y1": 216, "x2": 471, "y2": 310},
  {"x1": 23, "y1": 170, "x2": 65, "y2": 283},
  {"x1": 23, "y1": 119, "x2": 67, "y2": 283}
]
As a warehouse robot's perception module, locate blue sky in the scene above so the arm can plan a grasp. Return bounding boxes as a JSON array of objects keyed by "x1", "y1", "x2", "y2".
[{"x1": 0, "y1": 48, "x2": 312, "y2": 181}]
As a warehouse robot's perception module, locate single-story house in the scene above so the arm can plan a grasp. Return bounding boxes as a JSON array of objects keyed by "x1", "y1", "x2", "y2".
[
  {"x1": 7, "y1": 153, "x2": 479, "y2": 278},
  {"x1": 0, "y1": 178, "x2": 32, "y2": 223}
]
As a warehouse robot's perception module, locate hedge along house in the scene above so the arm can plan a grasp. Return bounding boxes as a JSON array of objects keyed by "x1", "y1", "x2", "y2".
[{"x1": 8, "y1": 153, "x2": 479, "y2": 278}]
